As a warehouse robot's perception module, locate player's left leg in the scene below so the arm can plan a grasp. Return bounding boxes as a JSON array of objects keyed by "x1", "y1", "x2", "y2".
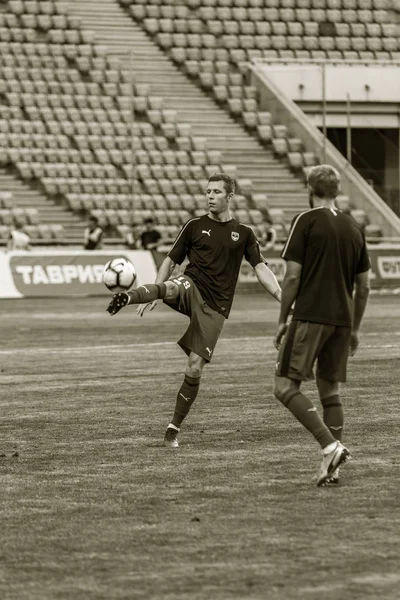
[
  {"x1": 274, "y1": 375, "x2": 338, "y2": 449},
  {"x1": 164, "y1": 280, "x2": 225, "y2": 448},
  {"x1": 274, "y1": 321, "x2": 338, "y2": 449},
  {"x1": 164, "y1": 352, "x2": 206, "y2": 448}
]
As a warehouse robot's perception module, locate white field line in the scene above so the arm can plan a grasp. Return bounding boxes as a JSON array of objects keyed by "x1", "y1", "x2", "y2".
[{"x1": 0, "y1": 332, "x2": 399, "y2": 356}]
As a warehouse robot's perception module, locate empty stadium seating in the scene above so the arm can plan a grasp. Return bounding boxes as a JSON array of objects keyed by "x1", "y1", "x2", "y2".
[
  {"x1": 0, "y1": 0, "x2": 246, "y2": 243},
  {"x1": 122, "y1": 0, "x2": 398, "y2": 178},
  {"x1": 0, "y1": 188, "x2": 67, "y2": 244},
  {"x1": 1, "y1": 0, "x2": 390, "y2": 245}
]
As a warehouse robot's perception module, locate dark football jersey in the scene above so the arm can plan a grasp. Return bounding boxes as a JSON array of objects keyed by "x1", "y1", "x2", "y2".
[
  {"x1": 281, "y1": 206, "x2": 370, "y2": 327},
  {"x1": 168, "y1": 214, "x2": 264, "y2": 317}
]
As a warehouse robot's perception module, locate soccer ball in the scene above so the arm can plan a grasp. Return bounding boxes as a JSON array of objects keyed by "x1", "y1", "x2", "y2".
[{"x1": 102, "y1": 257, "x2": 137, "y2": 292}]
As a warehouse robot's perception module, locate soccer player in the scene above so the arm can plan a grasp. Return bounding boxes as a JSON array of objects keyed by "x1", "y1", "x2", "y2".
[
  {"x1": 274, "y1": 164, "x2": 371, "y2": 486},
  {"x1": 107, "y1": 173, "x2": 282, "y2": 447}
]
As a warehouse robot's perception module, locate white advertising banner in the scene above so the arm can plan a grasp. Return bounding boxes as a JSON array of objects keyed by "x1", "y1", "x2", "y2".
[
  {"x1": 238, "y1": 246, "x2": 400, "y2": 288},
  {"x1": 0, "y1": 250, "x2": 157, "y2": 298}
]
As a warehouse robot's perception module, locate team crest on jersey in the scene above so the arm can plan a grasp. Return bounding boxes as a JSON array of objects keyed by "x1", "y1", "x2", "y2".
[{"x1": 231, "y1": 231, "x2": 239, "y2": 242}]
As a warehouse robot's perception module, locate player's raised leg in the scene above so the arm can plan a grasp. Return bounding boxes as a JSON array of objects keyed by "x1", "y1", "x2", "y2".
[
  {"x1": 164, "y1": 352, "x2": 206, "y2": 448},
  {"x1": 106, "y1": 280, "x2": 179, "y2": 315}
]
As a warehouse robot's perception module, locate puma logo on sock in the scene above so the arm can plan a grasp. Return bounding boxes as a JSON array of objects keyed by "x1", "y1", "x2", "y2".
[{"x1": 179, "y1": 393, "x2": 191, "y2": 402}]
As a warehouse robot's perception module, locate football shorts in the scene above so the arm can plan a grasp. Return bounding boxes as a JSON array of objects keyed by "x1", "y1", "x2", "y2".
[
  {"x1": 164, "y1": 275, "x2": 225, "y2": 362},
  {"x1": 276, "y1": 320, "x2": 351, "y2": 382}
]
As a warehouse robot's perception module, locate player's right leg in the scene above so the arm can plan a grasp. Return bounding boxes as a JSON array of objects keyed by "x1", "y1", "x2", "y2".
[
  {"x1": 106, "y1": 281, "x2": 179, "y2": 315},
  {"x1": 315, "y1": 329, "x2": 351, "y2": 485},
  {"x1": 317, "y1": 378, "x2": 342, "y2": 438},
  {"x1": 274, "y1": 321, "x2": 350, "y2": 486}
]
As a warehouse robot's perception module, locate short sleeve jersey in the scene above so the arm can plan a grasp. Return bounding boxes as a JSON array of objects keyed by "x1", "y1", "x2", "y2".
[
  {"x1": 141, "y1": 229, "x2": 161, "y2": 249},
  {"x1": 281, "y1": 206, "x2": 370, "y2": 327},
  {"x1": 84, "y1": 226, "x2": 103, "y2": 250},
  {"x1": 168, "y1": 214, "x2": 265, "y2": 317}
]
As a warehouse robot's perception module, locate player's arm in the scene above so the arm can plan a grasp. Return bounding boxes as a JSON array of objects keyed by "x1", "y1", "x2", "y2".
[
  {"x1": 274, "y1": 260, "x2": 302, "y2": 349},
  {"x1": 155, "y1": 255, "x2": 176, "y2": 284},
  {"x1": 279, "y1": 260, "x2": 301, "y2": 323},
  {"x1": 254, "y1": 262, "x2": 281, "y2": 302},
  {"x1": 350, "y1": 269, "x2": 370, "y2": 356}
]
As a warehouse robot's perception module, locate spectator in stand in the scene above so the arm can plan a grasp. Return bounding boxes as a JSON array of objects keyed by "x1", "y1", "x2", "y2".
[
  {"x1": 140, "y1": 217, "x2": 161, "y2": 250},
  {"x1": 84, "y1": 215, "x2": 103, "y2": 250},
  {"x1": 6, "y1": 225, "x2": 31, "y2": 252},
  {"x1": 262, "y1": 223, "x2": 278, "y2": 252},
  {"x1": 124, "y1": 222, "x2": 142, "y2": 250}
]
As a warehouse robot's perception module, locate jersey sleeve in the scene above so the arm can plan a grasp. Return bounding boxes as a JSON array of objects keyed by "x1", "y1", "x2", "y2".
[
  {"x1": 356, "y1": 238, "x2": 371, "y2": 274},
  {"x1": 168, "y1": 220, "x2": 192, "y2": 265},
  {"x1": 244, "y1": 227, "x2": 266, "y2": 267},
  {"x1": 281, "y1": 213, "x2": 308, "y2": 264}
]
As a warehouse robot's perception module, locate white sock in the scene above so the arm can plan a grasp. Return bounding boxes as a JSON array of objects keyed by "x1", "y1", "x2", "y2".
[{"x1": 323, "y1": 441, "x2": 339, "y2": 455}]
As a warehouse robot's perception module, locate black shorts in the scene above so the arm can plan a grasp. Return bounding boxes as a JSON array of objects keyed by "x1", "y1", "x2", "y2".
[
  {"x1": 164, "y1": 275, "x2": 225, "y2": 362},
  {"x1": 276, "y1": 320, "x2": 351, "y2": 382}
]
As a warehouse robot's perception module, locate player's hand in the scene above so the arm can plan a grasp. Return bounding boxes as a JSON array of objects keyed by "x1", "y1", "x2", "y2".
[
  {"x1": 137, "y1": 300, "x2": 158, "y2": 317},
  {"x1": 274, "y1": 322, "x2": 288, "y2": 350},
  {"x1": 349, "y1": 330, "x2": 359, "y2": 356},
  {"x1": 106, "y1": 292, "x2": 130, "y2": 316}
]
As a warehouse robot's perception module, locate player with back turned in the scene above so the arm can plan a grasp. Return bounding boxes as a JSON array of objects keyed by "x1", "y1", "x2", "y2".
[
  {"x1": 274, "y1": 164, "x2": 371, "y2": 486},
  {"x1": 107, "y1": 173, "x2": 282, "y2": 448}
]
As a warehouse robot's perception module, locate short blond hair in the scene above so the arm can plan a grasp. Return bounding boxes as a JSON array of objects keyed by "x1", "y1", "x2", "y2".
[{"x1": 308, "y1": 164, "x2": 341, "y2": 199}]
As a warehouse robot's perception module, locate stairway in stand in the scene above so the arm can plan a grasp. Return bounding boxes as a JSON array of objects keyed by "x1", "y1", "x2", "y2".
[
  {"x1": 0, "y1": 170, "x2": 85, "y2": 244},
  {"x1": 69, "y1": 0, "x2": 308, "y2": 216}
]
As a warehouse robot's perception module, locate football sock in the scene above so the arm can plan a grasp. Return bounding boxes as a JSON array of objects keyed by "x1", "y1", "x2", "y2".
[
  {"x1": 279, "y1": 389, "x2": 336, "y2": 449},
  {"x1": 167, "y1": 424, "x2": 179, "y2": 432},
  {"x1": 127, "y1": 283, "x2": 167, "y2": 304},
  {"x1": 171, "y1": 375, "x2": 201, "y2": 428},
  {"x1": 323, "y1": 441, "x2": 339, "y2": 455},
  {"x1": 321, "y1": 394, "x2": 343, "y2": 441}
]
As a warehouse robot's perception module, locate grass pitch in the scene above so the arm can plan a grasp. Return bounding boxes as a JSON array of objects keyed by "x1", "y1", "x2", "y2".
[{"x1": 0, "y1": 293, "x2": 399, "y2": 600}]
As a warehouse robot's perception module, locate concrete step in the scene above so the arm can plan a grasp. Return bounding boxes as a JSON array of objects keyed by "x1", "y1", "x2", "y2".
[{"x1": 0, "y1": 170, "x2": 86, "y2": 240}]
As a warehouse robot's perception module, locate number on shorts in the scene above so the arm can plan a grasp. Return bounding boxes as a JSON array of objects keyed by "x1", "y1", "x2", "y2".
[{"x1": 173, "y1": 276, "x2": 191, "y2": 289}]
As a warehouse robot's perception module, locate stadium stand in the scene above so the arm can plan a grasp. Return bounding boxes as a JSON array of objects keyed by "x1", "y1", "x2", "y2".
[
  {"x1": 0, "y1": 0, "x2": 275, "y2": 245},
  {"x1": 122, "y1": 0, "x2": 398, "y2": 161},
  {"x1": 112, "y1": 0, "x2": 396, "y2": 236},
  {"x1": 1, "y1": 0, "x2": 397, "y2": 245}
]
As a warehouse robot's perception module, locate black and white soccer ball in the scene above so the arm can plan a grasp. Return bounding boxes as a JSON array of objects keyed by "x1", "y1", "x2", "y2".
[{"x1": 102, "y1": 257, "x2": 137, "y2": 292}]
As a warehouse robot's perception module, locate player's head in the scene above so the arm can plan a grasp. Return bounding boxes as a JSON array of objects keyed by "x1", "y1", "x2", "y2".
[
  {"x1": 307, "y1": 164, "x2": 341, "y2": 208},
  {"x1": 206, "y1": 173, "x2": 236, "y2": 215},
  {"x1": 89, "y1": 215, "x2": 98, "y2": 227}
]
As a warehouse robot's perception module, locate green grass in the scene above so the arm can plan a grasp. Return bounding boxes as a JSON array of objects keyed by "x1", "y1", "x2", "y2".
[{"x1": 0, "y1": 294, "x2": 399, "y2": 600}]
